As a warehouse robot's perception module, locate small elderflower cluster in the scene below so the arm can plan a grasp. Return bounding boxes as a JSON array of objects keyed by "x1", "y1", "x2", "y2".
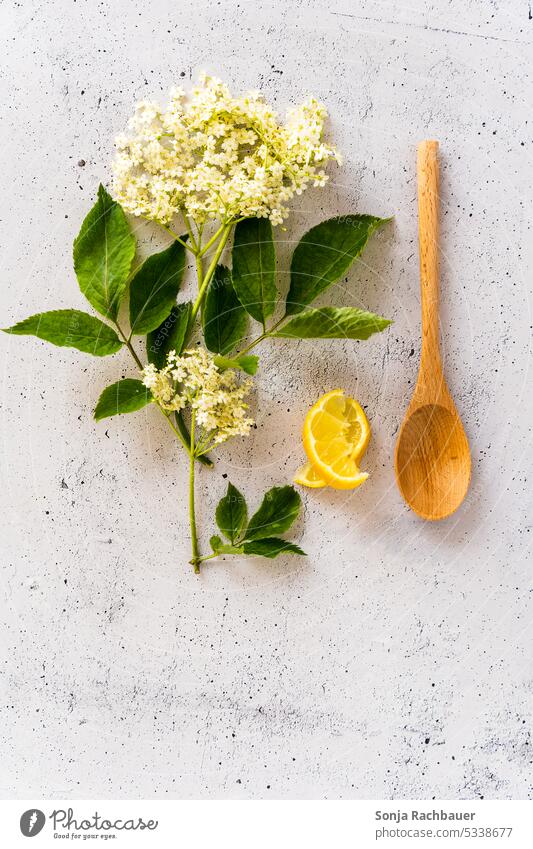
[
  {"x1": 142, "y1": 348, "x2": 254, "y2": 448},
  {"x1": 113, "y1": 74, "x2": 340, "y2": 226}
]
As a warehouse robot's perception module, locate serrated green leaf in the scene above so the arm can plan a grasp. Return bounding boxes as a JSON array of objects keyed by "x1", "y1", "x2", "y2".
[
  {"x1": 146, "y1": 302, "x2": 192, "y2": 368},
  {"x1": 73, "y1": 184, "x2": 135, "y2": 320},
  {"x1": 202, "y1": 265, "x2": 247, "y2": 354},
  {"x1": 274, "y1": 306, "x2": 391, "y2": 340},
  {"x1": 216, "y1": 482, "x2": 248, "y2": 544},
  {"x1": 213, "y1": 354, "x2": 259, "y2": 375},
  {"x1": 232, "y1": 218, "x2": 276, "y2": 325},
  {"x1": 94, "y1": 379, "x2": 152, "y2": 421},
  {"x1": 285, "y1": 215, "x2": 389, "y2": 316},
  {"x1": 244, "y1": 485, "x2": 301, "y2": 541},
  {"x1": 129, "y1": 239, "x2": 187, "y2": 335},
  {"x1": 242, "y1": 538, "x2": 306, "y2": 558},
  {"x1": 3, "y1": 310, "x2": 123, "y2": 356}
]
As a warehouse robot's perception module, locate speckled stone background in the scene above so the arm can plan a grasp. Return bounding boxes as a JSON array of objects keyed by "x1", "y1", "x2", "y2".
[{"x1": 1, "y1": 0, "x2": 531, "y2": 801}]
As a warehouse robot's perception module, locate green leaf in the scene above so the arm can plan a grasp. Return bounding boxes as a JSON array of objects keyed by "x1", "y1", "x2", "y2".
[
  {"x1": 3, "y1": 310, "x2": 123, "y2": 356},
  {"x1": 94, "y1": 379, "x2": 152, "y2": 421},
  {"x1": 216, "y1": 482, "x2": 248, "y2": 544},
  {"x1": 202, "y1": 265, "x2": 247, "y2": 354},
  {"x1": 210, "y1": 535, "x2": 243, "y2": 556},
  {"x1": 73, "y1": 184, "x2": 135, "y2": 320},
  {"x1": 244, "y1": 485, "x2": 301, "y2": 541},
  {"x1": 232, "y1": 217, "x2": 276, "y2": 325},
  {"x1": 242, "y1": 538, "x2": 306, "y2": 558},
  {"x1": 210, "y1": 534, "x2": 223, "y2": 552},
  {"x1": 273, "y1": 306, "x2": 391, "y2": 340},
  {"x1": 285, "y1": 215, "x2": 389, "y2": 316},
  {"x1": 214, "y1": 354, "x2": 259, "y2": 375},
  {"x1": 129, "y1": 239, "x2": 187, "y2": 335},
  {"x1": 146, "y1": 302, "x2": 191, "y2": 368}
]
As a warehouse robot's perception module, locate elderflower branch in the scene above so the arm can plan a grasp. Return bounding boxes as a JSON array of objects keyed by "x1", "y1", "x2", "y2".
[
  {"x1": 141, "y1": 349, "x2": 254, "y2": 446},
  {"x1": 7, "y1": 76, "x2": 352, "y2": 575},
  {"x1": 142, "y1": 348, "x2": 255, "y2": 572},
  {"x1": 114, "y1": 321, "x2": 211, "y2": 464}
]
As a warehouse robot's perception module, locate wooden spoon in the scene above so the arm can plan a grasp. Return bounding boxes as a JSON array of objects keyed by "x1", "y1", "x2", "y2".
[{"x1": 394, "y1": 140, "x2": 471, "y2": 520}]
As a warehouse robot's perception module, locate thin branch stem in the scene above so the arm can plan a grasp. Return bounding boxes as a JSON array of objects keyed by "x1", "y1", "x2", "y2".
[
  {"x1": 161, "y1": 223, "x2": 195, "y2": 253},
  {"x1": 194, "y1": 552, "x2": 218, "y2": 564},
  {"x1": 195, "y1": 252, "x2": 204, "y2": 306},
  {"x1": 162, "y1": 410, "x2": 194, "y2": 454},
  {"x1": 116, "y1": 323, "x2": 144, "y2": 369},
  {"x1": 237, "y1": 332, "x2": 268, "y2": 356},
  {"x1": 236, "y1": 317, "x2": 286, "y2": 356},
  {"x1": 182, "y1": 214, "x2": 199, "y2": 252},
  {"x1": 190, "y1": 224, "x2": 232, "y2": 323},
  {"x1": 175, "y1": 412, "x2": 212, "y2": 467},
  {"x1": 188, "y1": 412, "x2": 201, "y2": 573},
  {"x1": 139, "y1": 212, "x2": 199, "y2": 254},
  {"x1": 198, "y1": 222, "x2": 226, "y2": 257},
  {"x1": 195, "y1": 431, "x2": 218, "y2": 456}
]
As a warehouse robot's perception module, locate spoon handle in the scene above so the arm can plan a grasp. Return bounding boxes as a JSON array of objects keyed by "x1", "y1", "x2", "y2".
[{"x1": 417, "y1": 140, "x2": 442, "y2": 391}]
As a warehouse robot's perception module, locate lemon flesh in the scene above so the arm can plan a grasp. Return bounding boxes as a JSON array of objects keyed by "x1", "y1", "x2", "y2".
[{"x1": 293, "y1": 461, "x2": 327, "y2": 488}]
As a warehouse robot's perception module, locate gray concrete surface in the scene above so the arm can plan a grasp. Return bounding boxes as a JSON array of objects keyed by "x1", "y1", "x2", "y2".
[{"x1": 0, "y1": 0, "x2": 531, "y2": 799}]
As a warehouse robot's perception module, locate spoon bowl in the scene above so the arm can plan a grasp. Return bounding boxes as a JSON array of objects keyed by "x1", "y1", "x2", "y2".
[
  {"x1": 395, "y1": 402, "x2": 471, "y2": 521},
  {"x1": 394, "y1": 140, "x2": 471, "y2": 520}
]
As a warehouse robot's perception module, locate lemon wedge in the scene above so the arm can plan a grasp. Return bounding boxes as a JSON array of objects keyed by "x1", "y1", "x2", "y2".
[{"x1": 301, "y1": 389, "x2": 370, "y2": 490}]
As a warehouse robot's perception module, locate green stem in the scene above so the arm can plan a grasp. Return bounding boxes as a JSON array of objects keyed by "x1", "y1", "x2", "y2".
[
  {"x1": 162, "y1": 410, "x2": 190, "y2": 452},
  {"x1": 190, "y1": 224, "x2": 232, "y2": 323},
  {"x1": 194, "y1": 552, "x2": 218, "y2": 564},
  {"x1": 238, "y1": 332, "x2": 269, "y2": 356},
  {"x1": 236, "y1": 317, "x2": 286, "y2": 356},
  {"x1": 175, "y1": 412, "x2": 212, "y2": 467},
  {"x1": 143, "y1": 217, "x2": 194, "y2": 254},
  {"x1": 182, "y1": 214, "x2": 199, "y2": 252},
  {"x1": 189, "y1": 412, "x2": 201, "y2": 574},
  {"x1": 198, "y1": 222, "x2": 226, "y2": 257},
  {"x1": 160, "y1": 226, "x2": 193, "y2": 253},
  {"x1": 115, "y1": 322, "x2": 144, "y2": 369},
  {"x1": 195, "y1": 252, "x2": 204, "y2": 308}
]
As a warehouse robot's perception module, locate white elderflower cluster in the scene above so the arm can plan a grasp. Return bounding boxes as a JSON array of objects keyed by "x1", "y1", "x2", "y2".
[
  {"x1": 142, "y1": 348, "x2": 254, "y2": 446},
  {"x1": 113, "y1": 74, "x2": 340, "y2": 226}
]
